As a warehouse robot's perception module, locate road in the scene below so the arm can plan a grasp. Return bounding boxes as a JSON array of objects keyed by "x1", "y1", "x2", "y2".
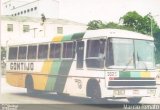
[{"x1": 0, "y1": 76, "x2": 160, "y2": 110}]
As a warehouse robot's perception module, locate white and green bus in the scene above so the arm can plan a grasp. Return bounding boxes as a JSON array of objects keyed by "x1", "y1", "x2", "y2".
[{"x1": 6, "y1": 29, "x2": 157, "y2": 103}]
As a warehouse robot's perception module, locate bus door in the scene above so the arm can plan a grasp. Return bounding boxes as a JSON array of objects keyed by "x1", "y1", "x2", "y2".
[{"x1": 76, "y1": 41, "x2": 84, "y2": 68}]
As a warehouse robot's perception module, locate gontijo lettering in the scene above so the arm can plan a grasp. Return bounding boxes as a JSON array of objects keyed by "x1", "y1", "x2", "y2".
[{"x1": 10, "y1": 62, "x2": 34, "y2": 71}]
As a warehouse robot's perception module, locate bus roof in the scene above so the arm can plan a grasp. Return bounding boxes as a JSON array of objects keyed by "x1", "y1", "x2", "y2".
[
  {"x1": 83, "y1": 29, "x2": 153, "y2": 40},
  {"x1": 8, "y1": 29, "x2": 153, "y2": 46}
]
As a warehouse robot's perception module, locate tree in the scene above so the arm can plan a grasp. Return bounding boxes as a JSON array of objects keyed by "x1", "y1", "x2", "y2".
[
  {"x1": 120, "y1": 11, "x2": 147, "y2": 33},
  {"x1": 87, "y1": 20, "x2": 106, "y2": 30},
  {"x1": 87, "y1": 21, "x2": 121, "y2": 30},
  {"x1": 120, "y1": 11, "x2": 160, "y2": 35},
  {"x1": 105, "y1": 22, "x2": 120, "y2": 29},
  {"x1": 87, "y1": 11, "x2": 160, "y2": 37}
]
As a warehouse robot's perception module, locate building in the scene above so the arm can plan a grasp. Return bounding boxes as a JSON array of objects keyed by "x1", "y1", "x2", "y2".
[
  {"x1": 1, "y1": 15, "x2": 87, "y2": 46},
  {"x1": 1, "y1": 0, "x2": 87, "y2": 46},
  {"x1": 1, "y1": 0, "x2": 59, "y2": 18}
]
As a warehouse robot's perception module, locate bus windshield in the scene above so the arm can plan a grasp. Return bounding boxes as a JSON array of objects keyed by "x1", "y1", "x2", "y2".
[
  {"x1": 106, "y1": 38, "x2": 155, "y2": 70},
  {"x1": 135, "y1": 40, "x2": 155, "y2": 70}
]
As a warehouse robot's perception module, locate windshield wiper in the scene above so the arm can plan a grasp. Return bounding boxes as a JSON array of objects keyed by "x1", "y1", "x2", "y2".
[
  {"x1": 123, "y1": 57, "x2": 133, "y2": 71},
  {"x1": 137, "y1": 53, "x2": 148, "y2": 71},
  {"x1": 123, "y1": 52, "x2": 134, "y2": 71}
]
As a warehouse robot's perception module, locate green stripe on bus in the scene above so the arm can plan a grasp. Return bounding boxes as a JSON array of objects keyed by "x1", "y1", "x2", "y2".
[
  {"x1": 45, "y1": 60, "x2": 61, "y2": 91},
  {"x1": 119, "y1": 71, "x2": 144, "y2": 78},
  {"x1": 119, "y1": 71, "x2": 130, "y2": 77},
  {"x1": 45, "y1": 32, "x2": 84, "y2": 91},
  {"x1": 53, "y1": 60, "x2": 73, "y2": 93},
  {"x1": 71, "y1": 32, "x2": 85, "y2": 40},
  {"x1": 62, "y1": 32, "x2": 85, "y2": 41},
  {"x1": 62, "y1": 34, "x2": 73, "y2": 41}
]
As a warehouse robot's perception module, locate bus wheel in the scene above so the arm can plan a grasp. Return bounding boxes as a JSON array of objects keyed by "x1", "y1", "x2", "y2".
[
  {"x1": 127, "y1": 97, "x2": 142, "y2": 103},
  {"x1": 87, "y1": 79, "x2": 101, "y2": 99},
  {"x1": 25, "y1": 75, "x2": 34, "y2": 94}
]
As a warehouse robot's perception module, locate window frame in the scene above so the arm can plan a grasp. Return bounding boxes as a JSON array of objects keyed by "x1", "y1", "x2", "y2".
[
  {"x1": 106, "y1": 37, "x2": 135, "y2": 69},
  {"x1": 23, "y1": 25, "x2": 30, "y2": 32},
  {"x1": 31, "y1": 8, "x2": 33, "y2": 11},
  {"x1": 86, "y1": 39, "x2": 106, "y2": 58},
  {"x1": 8, "y1": 46, "x2": 18, "y2": 60},
  {"x1": 49, "y1": 42, "x2": 62, "y2": 59},
  {"x1": 27, "y1": 44, "x2": 38, "y2": 60},
  {"x1": 86, "y1": 38, "x2": 106, "y2": 68},
  {"x1": 62, "y1": 41, "x2": 75, "y2": 59},
  {"x1": 38, "y1": 43, "x2": 49, "y2": 60},
  {"x1": 76, "y1": 40, "x2": 85, "y2": 69},
  {"x1": 57, "y1": 27, "x2": 63, "y2": 34},
  {"x1": 18, "y1": 45, "x2": 27, "y2": 60},
  {"x1": 27, "y1": 9, "x2": 30, "y2": 12},
  {"x1": 34, "y1": 7, "x2": 37, "y2": 10},
  {"x1": 7, "y1": 24, "x2": 13, "y2": 32},
  {"x1": 134, "y1": 39, "x2": 155, "y2": 70}
]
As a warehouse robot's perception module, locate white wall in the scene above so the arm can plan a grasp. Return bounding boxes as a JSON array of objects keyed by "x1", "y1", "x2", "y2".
[
  {"x1": 11, "y1": 1, "x2": 39, "y2": 17},
  {"x1": 1, "y1": 0, "x2": 59, "y2": 18},
  {"x1": 1, "y1": 0, "x2": 32, "y2": 15},
  {"x1": 1, "y1": 18, "x2": 87, "y2": 46}
]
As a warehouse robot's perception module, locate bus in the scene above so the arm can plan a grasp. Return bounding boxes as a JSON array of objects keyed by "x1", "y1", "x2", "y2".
[{"x1": 6, "y1": 29, "x2": 157, "y2": 103}]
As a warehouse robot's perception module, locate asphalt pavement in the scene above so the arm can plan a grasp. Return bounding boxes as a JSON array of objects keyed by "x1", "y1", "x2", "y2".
[{"x1": 0, "y1": 76, "x2": 160, "y2": 110}]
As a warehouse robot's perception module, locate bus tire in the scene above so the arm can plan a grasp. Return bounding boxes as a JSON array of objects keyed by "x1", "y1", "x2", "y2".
[
  {"x1": 127, "y1": 97, "x2": 142, "y2": 103},
  {"x1": 87, "y1": 79, "x2": 101, "y2": 99},
  {"x1": 25, "y1": 75, "x2": 34, "y2": 94}
]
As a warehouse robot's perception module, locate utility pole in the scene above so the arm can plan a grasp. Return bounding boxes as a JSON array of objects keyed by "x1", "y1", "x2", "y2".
[{"x1": 148, "y1": 12, "x2": 159, "y2": 36}]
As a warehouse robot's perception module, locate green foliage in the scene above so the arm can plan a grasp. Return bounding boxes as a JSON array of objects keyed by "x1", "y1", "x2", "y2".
[
  {"x1": 87, "y1": 11, "x2": 160, "y2": 36},
  {"x1": 105, "y1": 22, "x2": 121, "y2": 29},
  {"x1": 1, "y1": 47, "x2": 6, "y2": 60},
  {"x1": 87, "y1": 20, "x2": 106, "y2": 30},
  {"x1": 120, "y1": 11, "x2": 143, "y2": 30},
  {"x1": 120, "y1": 11, "x2": 160, "y2": 35}
]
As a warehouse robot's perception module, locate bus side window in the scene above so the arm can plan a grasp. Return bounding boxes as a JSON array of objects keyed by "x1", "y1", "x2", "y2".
[
  {"x1": 63, "y1": 42, "x2": 74, "y2": 58},
  {"x1": 27, "y1": 45, "x2": 37, "y2": 59},
  {"x1": 49, "y1": 43, "x2": 61, "y2": 58},
  {"x1": 86, "y1": 39, "x2": 105, "y2": 68},
  {"x1": 8, "y1": 47, "x2": 18, "y2": 60},
  {"x1": 76, "y1": 41, "x2": 84, "y2": 68},
  {"x1": 18, "y1": 46, "x2": 27, "y2": 59},
  {"x1": 38, "y1": 44, "x2": 48, "y2": 59}
]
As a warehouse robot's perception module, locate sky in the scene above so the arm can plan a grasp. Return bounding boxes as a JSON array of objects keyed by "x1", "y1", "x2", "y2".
[
  {"x1": 1, "y1": 0, "x2": 160, "y2": 25},
  {"x1": 58, "y1": 0, "x2": 160, "y2": 25}
]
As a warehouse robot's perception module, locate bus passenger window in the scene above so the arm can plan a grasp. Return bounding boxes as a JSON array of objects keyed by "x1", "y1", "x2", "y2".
[
  {"x1": 38, "y1": 44, "x2": 48, "y2": 59},
  {"x1": 76, "y1": 41, "x2": 84, "y2": 68},
  {"x1": 27, "y1": 45, "x2": 37, "y2": 59},
  {"x1": 86, "y1": 39, "x2": 105, "y2": 68},
  {"x1": 8, "y1": 47, "x2": 18, "y2": 60},
  {"x1": 50, "y1": 43, "x2": 61, "y2": 58},
  {"x1": 18, "y1": 46, "x2": 27, "y2": 59},
  {"x1": 63, "y1": 42, "x2": 74, "y2": 58}
]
